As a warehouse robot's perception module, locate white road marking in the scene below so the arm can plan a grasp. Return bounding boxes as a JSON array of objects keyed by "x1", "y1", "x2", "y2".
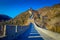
[
  {"x1": 28, "y1": 36, "x2": 42, "y2": 38},
  {"x1": 30, "y1": 33, "x2": 39, "y2": 34}
]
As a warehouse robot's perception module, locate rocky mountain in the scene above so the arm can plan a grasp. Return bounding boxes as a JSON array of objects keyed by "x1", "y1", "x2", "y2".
[
  {"x1": 36, "y1": 4, "x2": 60, "y2": 33},
  {"x1": 7, "y1": 10, "x2": 31, "y2": 26},
  {"x1": 1, "y1": 4, "x2": 60, "y2": 33},
  {"x1": 7, "y1": 8, "x2": 40, "y2": 26}
]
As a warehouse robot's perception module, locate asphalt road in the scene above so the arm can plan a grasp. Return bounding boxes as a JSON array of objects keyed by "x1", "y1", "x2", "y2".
[
  {"x1": 13, "y1": 23, "x2": 44, "y2": 40},
  {"x1": 0, "y1": 23, "x2": 44, "y2": 40}
]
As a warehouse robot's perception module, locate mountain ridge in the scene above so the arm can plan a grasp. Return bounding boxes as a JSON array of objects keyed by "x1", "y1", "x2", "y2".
[{"x1": 0, "y1": 4, "x2": 60, "y2": 33}]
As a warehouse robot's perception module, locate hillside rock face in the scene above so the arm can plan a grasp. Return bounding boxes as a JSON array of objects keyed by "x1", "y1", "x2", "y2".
[
  {"x1": 8, "y1": 10, "x2": 31, "y2": 26},
  {"x1": 37, "y1": 4, "x2": 60, "y2": 33},
  {"x1": 5, "y1": 4, "x2": 60, "y2": 33}
]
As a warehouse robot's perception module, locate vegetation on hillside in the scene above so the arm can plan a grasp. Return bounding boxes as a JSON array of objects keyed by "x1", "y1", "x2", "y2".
[
  {"x1": 37, "y1": 4, "x2": 60, "y2": 33},
  {"x1": 7, "y1": 11, "x2": 30, "y2": 26},
  {"x1": 0, "y1": 4, "x2": 60, "y2": 33}
]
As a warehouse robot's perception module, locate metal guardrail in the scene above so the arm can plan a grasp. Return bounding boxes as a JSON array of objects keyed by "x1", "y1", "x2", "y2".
[{"x1": 0, "y1": 24, "x2": 30, "y2": 39}]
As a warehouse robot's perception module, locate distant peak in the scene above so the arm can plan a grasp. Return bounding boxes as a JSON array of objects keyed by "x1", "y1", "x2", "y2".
[{"x1": 28, "y1": 8, "x2": 33, "y2": 11}]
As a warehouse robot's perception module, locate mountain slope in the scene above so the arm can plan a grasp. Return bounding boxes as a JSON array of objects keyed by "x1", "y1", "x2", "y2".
[
  {"x1": 37, "y1": 4, "x2": 60, "y2": 33},
  {"x1": 3, "y1": 4, "x2": 60, "y2": 33},
  {"x1": 8, "y1": 10, "x2": 30, "y2": 26},
  {"x1": 0, "y1": 14, "x2": 12, "y2": 22}
]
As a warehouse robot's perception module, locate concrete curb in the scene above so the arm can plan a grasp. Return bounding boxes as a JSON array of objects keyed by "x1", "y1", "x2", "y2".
[
  {"x1": 0, "y1": 35, "x2": 6, "y2": 38},
  {"x1": 33, "y1": 23, "x2": 60, "y2": 40}
]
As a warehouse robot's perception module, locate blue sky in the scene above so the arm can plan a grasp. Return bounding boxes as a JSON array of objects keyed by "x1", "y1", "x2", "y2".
[{"x1": 0, "y1": 0, "x2": 60, "y2": 18}]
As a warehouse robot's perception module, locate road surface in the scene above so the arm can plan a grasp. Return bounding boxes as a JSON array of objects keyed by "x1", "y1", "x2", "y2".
[
  {"x1": 0, "y1": 23, "x2": 58, "y2": 40},
  {"x1": 13, "y1": 23, "x2": 44, "y2": 40}
]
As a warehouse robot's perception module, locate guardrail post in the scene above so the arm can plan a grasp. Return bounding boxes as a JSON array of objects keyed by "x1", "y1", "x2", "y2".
[
  {"x1": 16, "y1": 25, "x2": 17, "y2": 32},
  {"x1": 0, "y1": 25, "x2": 6, "y2": 38},
  {"x1": 3, "y1": 25, "x2": 6, "y2": 36}
]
